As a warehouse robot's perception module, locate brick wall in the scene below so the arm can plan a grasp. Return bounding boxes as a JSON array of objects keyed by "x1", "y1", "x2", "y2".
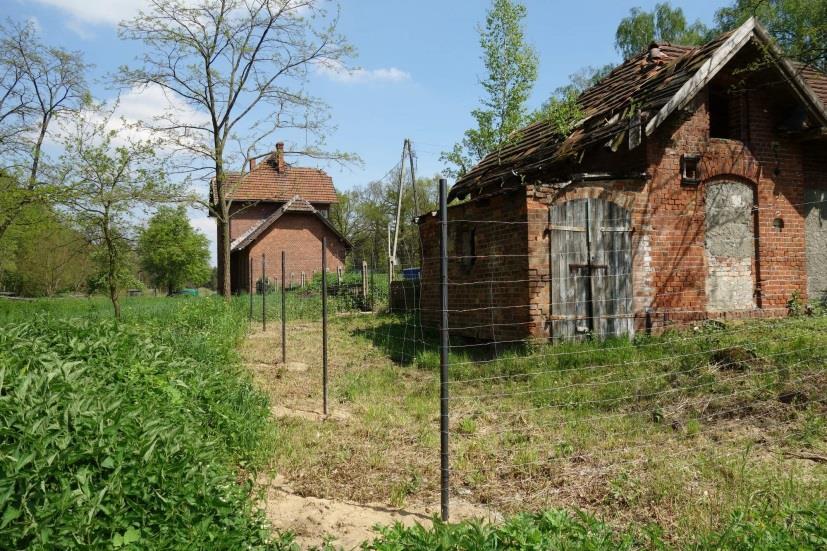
[
  {"x1": 419, "y1": 191, "x2": 530, "y2": 343},
  {"x1": 229, "y1": 203, "x2": 279, "y2": 241},
  {"x1": 420, "y1": 78, "x2": 825, "y2": 341},
  {"x1": 238, "y1": 212, "x2": 347, "y2": 291},
  {"x1": 229, "y1": 202, "x2": 331, "y2": 242},
  {"x1": 644, "y1": 85, "x2": 809, "y2": 324}
]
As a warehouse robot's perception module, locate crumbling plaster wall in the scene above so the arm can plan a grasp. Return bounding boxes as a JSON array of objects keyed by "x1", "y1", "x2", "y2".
[{"x1": 704, "y1": 181, "x2": 756, "y2": 311}]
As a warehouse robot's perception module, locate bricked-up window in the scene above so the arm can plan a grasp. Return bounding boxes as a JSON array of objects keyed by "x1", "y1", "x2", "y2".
[
  {"x1": 459, "y1": 226, "x2": 476, "y2": 270},
  {"x1": 709, "y1": 85, "x2": 739, "y2": 140}
]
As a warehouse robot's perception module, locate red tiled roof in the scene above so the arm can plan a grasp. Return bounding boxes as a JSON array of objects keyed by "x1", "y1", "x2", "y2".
[
  {"x1": 226, "y1": 155, "x2": 337, "y2": 204},
  {"x1": 796, "y1": 62, "x2": 827, "y2": 106}
]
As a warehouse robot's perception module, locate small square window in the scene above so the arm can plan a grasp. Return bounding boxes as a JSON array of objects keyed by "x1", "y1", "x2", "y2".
[{"x1": 681, "y1": 154, "x2": 701, "y2": 186}]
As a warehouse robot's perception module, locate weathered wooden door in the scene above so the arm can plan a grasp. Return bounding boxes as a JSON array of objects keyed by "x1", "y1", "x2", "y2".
[{"x1": 549, "y1": 198, "x2": 633, "y2": 340}]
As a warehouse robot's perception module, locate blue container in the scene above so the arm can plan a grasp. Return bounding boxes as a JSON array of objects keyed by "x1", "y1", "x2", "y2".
[{"x1": 402, "y1": 268, "x2": 421, "y2": 280}]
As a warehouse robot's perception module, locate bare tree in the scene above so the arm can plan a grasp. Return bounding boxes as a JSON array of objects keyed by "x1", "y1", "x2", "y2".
[
  {"x1": 117, "y1": 0, "x2": 354, "y2": 298},
  {"x1": 0, "y1": 19, "x2": 89, "y2": 240}
]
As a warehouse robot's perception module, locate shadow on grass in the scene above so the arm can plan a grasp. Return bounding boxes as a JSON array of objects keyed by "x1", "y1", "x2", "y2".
[{"x1": 349, "y1": 315, "x2": 533, "y2": 367}]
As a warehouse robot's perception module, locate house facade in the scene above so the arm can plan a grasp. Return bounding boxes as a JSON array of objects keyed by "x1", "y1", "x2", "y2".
[
  {"x1": 419, "y1": 19, "x2": 827, "y2": 343},
  {"x1": 223, "y1": 143, "x2": 350, "y2": 293}
]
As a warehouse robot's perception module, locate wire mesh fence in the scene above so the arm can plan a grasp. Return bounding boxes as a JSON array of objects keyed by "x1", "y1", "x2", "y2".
[
  {"x1": 407, "y1": 179, "x2": 827, "y2": 522},
  {"x1": 238, "y1": 176, "x2": 827, "y2": 536}
]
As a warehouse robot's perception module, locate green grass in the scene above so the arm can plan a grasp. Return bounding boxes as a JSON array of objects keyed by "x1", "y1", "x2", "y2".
[
  {"x1": 361, "y1": 500, "x2": 827, "y2": 550},
  {"x1": 0, "y1": 296, "x2": 293, "y2": 549},
  {"x1": 3, "y1": 295, "x2": 825, "y2": 549},
  {"x1": 253, "y1": 311, "x2": 826, "y2": 548},
  {"x1": 241, "y1": 270, "x2": 392, "y2": 323}
]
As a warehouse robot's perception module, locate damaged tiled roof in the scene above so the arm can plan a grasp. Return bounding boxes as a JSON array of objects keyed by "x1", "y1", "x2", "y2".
[
  {"x1": 226, "y1": 154, "x2": 337, "y2": 204},
  {"x1": 796, "y1": 62, "x2": 827, "y2": 106},
  {"x1": 231, "y1": 195, "x2": 351, "y2": 252},
  {"x1": 450, "y1": 18, "x2": 827, "y2": 202}
]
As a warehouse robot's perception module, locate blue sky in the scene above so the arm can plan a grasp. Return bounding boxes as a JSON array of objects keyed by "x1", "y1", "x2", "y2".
[{"x1": 10, "y1": 0, "x2": 729, "y2": 264}]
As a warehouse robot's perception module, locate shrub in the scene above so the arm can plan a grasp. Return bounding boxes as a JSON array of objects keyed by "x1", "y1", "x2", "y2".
[{"x1": 0, "y1": 299, "x2": 285, "y2": 549}]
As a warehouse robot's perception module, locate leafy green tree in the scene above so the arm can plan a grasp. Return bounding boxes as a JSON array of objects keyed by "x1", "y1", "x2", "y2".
[
  {"x1": 330, "y1": 189, "x2": 362, "y2": 249},
  {"x1": 59, "y1": 104, "x2": 179, "y2": 319},
  {"x1": 715, "y1": 0, "x2": 827, "y2": 71},
  {"x1": 10, "y1": 205, "x2": 93, "y2": 296},
  {"x1": 0, "y1": 19, "x2": 89, "y2": 241},
  {"x1": 138, "y1": 206, "x2": 211, "y2": 294},
  {"x1": 329, "y1": 174, "x2": 438, "y2": 270},
  {"x1": 442, "y1": 0, "x2": 538, "y2": 178},
  {"x1": 615, "y1": 3, "x2": 710, "y2": 59}
]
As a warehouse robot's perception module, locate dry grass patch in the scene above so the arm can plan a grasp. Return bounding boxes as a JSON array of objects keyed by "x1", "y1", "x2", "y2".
[{"x1": 241, "y1": 312, "x2": 827, "y2": 545}]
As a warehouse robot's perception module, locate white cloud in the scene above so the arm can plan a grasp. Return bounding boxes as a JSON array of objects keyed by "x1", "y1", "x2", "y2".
[
  {"x1": 315, "y1": 59, "x2": 411, "y2": 84},
  {"x1": 28, "y1": 0, "x2": 147, "y2": 26},
  {"x1": 89, "y1": 84, "x2": 208, "y2": 148}
]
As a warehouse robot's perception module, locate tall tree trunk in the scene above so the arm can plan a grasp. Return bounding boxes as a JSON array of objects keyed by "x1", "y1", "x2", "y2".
[
  {"x1": 102, "y1": 207, "x2": 121, "y2": 320},
  {"x1": 214, "y1": 161, "x2": 232, "y2": 300},
  {"x1": 219, "y1": 217, "x2": 231, "y2": 298},
  {"x1": 110, "y1": 283, "x2": 121, "y2": 320}
]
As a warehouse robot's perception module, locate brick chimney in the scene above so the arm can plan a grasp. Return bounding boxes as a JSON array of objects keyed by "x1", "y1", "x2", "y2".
[
  {"x1": 276, "y1": 142, "x2": 285, "y2": 172},
  {"x1": 249, "y1": 157, "x2": 256, "y2": 171}
]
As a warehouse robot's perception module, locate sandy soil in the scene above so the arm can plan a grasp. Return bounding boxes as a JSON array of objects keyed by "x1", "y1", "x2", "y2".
[{"x1": 259, "y1": 474, "x2": 500, "y2": 550}]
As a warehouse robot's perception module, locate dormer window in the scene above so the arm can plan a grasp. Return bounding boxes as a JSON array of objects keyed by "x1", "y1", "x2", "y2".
[{"x1": 709, "y1": 85, "x2": 740, "y2": 140}]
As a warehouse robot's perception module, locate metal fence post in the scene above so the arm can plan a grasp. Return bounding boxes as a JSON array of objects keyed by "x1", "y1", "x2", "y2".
[
  {"x1": 281, "y1": 251, "x2": 287, "y2": 364},
  {"x1": 370, "y1": 254, "x2": 376, "y2": 312},
  {"x1": 261, "y1": 253, "x2": 266, "y2": 331},
  {"x1": 322, "y1": 238, "x2": 329, "y2": 416},
  {"x1": 361, "y1": 260, "x2": 368, "y2": 302},
  {"x1": 249, "y1": 256, "x2": 253, "y2": 321},
  {"x1": 438, "y1": 177, "x2": 450, "y2": 522}
]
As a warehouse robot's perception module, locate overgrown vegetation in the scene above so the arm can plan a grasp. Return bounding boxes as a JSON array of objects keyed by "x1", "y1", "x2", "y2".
[
  {"x1": 246, "y1": 311, "x2": 827, "y2": 547},
  {"x1": 0, "y1": 298, "x2": 288, "y2": 549},
  {"x1": 362, "y1": 501, "x2": 827, "y2": 550}
]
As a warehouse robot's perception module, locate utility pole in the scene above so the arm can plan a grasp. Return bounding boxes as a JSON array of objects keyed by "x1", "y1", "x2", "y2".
[{"x1": 391, "y1": 139, "x2": 407, "y2": 267}]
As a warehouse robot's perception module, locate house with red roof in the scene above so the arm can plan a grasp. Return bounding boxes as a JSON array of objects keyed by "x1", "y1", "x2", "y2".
[
  {"x1": 418, "y1": 18, "x2": 827, "y2": 343},
  {"x1": 224, "y1": 142, "x2": 351, "y2": 293}
]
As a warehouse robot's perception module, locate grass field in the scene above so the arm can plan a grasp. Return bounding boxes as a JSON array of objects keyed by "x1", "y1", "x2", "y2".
[
  {"x1": 2, "y1": 295, "x2": 826, "y2": 549},
  {"x1": 243, "y1": 309, "x2": 827, "y2": 548}
]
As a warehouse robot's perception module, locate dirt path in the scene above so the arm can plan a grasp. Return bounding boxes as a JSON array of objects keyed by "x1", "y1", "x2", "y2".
[{"x1": 240, "y1": 323, "x2": 500, "y2": 548}]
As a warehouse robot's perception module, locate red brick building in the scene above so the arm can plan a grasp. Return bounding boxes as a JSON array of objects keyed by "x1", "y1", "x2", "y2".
[
  {"x1": 225, "y1": 143, "x2": 350, "y2": 293},
  {"x1": 419, "y1": 19, "x2": 827, "y2": 342}
]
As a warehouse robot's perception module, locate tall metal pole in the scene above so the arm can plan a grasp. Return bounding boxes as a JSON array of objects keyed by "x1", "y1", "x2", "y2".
[
  {"x1": 249, "y1": 256, "x2": 253, "y2": 321},
  {"x1": 321, "y1": 237, "x2": 329, "y2": 416},
  {"x1": 438, "y1": 177, "x2": 450, "y2": 522},
  {"x1": 281, "y1": 251, "x2": 286, "y2": 364},
  {"x1": 261, "y1": 253, "x2": 266, "y2": 331}
]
